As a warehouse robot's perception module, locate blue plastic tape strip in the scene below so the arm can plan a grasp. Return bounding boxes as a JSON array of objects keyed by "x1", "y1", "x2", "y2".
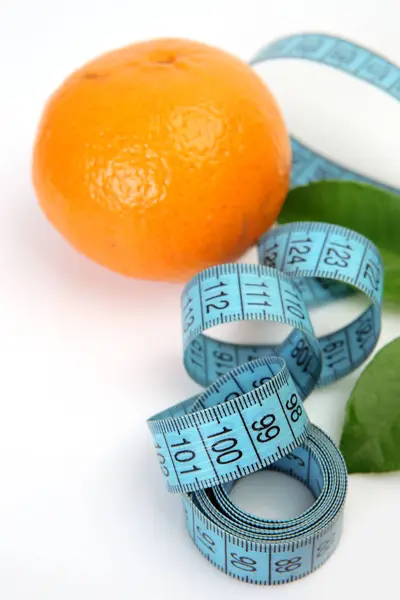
[
  {"x1": 251, "y1": 33, "x2": 400, "y2": 194},
  {"x1": 147, "y1": 33, "x2": 395, "y2": 585},
  {"x1": 148, "y1": 222, "x2": 383, "y2": 583}
]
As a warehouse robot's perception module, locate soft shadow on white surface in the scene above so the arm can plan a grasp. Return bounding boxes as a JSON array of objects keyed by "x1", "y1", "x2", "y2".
[{"x1": 230, "y1": 470, "x2": 315, "y2": 519}]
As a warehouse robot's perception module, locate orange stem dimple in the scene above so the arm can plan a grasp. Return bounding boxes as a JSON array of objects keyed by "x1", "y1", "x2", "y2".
[{"x1": 148, "y1": 50, "x2": 176, "y2": 64}]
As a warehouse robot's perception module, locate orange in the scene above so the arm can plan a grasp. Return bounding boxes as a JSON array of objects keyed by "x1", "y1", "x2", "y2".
[{"x1": 32, "y1": 38, "x2": 291, "y2": 282}]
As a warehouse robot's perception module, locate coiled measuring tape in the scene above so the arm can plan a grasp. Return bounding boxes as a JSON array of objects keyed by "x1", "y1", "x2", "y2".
[{"x1": 147, "y1": 33, "x2": 396, "y2": 585}]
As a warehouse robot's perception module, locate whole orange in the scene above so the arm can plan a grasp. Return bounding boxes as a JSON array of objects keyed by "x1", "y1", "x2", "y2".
[{"x1": 32, "y1": 39, "x2": 291, "y2": 282}]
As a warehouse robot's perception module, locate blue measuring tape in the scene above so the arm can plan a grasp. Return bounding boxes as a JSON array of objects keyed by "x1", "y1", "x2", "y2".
[
  {"x1": 147, "y1": 33, "x2": 396, "y2": 585},
  {"x1": 251, "y1": 32, "x2": 400, "y2": 194}
]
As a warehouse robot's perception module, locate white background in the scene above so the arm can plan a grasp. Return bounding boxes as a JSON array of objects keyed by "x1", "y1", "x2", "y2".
[{"x1": 1, "y1": 0, "x2": 400, "y2": 598}]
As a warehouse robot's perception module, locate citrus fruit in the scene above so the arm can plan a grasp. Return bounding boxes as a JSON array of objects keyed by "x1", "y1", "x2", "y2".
[{"x1": 32, "y1": 38, "x2": 291, "y2": 282}]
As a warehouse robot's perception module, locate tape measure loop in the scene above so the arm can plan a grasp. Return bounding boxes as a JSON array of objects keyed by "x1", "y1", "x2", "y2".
[
  {"x1": 147, "y1": 30, "x2": 395, "y2": 584},
  {"x1": 148, "y1": 354, "x2": 313, "y2": 494},
  {"x1": 148, "y1": 218, "x2": 382, "y2": 582},
  {"x1": 183, "y1": 425, "x2": 347, "y2": 584},
  {"x1": 257, "y1": 221, "x2": 383, "y2": 384},
  {"x1": 251, "y1": 33, "x2": 400, "y2": 194}
]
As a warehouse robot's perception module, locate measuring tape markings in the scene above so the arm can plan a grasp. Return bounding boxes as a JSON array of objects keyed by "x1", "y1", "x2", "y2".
[
  {"x1": 251, "y1": 33, "x2": 400, "y2": 193},
  {"x1": 180, "y1": 223, "x2": 383, "y2": 392},
  {"x1": 258, "y1": 222, "x2": 383, "y2": 385},
  {"x1": 182, "y1": 262, "x2": 320, "y2": 389},
  {"x1": 148, "y1": 220, "x2": 382, "y2": 582},
  {"x1": 182, "y1": 425, "x2": 347, "y2": 584},
  {"x1": 147, "y1": 32, "x2": 395, "y2": 584},
  {"x1": 148, "y1": 264, "x2": 324, "y2": 493},
  {"x1": 148, "y1": 356, "x2": 314, "y2": 493}
]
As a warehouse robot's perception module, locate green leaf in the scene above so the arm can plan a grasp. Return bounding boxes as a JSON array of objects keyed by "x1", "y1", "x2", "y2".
[
  {"x1": 279, "y1": 181, "x2": 400, "y2": 303},
  {"x1": 340, "y1": 338, "x2": 400, "y2": 473}
]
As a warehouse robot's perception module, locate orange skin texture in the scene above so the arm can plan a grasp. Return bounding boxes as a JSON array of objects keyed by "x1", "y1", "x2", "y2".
[{"x1": 32, "y1": 39, "x2": 291, "y2": 282}]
